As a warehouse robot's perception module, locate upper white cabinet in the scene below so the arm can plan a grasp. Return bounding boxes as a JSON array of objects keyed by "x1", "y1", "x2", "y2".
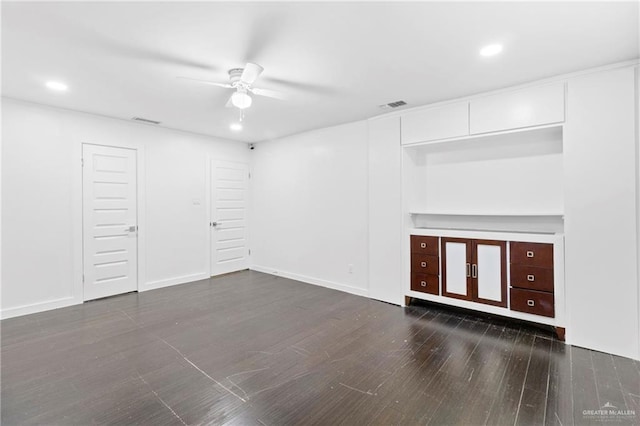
[
  {"x1": 401, "y1": 101, "x2": 469, "y2": 145},
  {"x1": 400, "y1": 83, "x2": 565, "y2": 145},
  {"x1": 469, "y1": 83, "x2": 565, "y2": 134}
]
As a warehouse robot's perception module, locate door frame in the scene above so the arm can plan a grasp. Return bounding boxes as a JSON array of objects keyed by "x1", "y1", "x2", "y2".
[
  {"x1": 74, "y1": 142, "x2": 146, "y2": 302},
  {"x1": 206, "y1": 156, "x2": 251, "y2": 277}
]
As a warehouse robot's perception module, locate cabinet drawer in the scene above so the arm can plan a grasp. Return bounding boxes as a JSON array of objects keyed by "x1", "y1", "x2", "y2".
[
  {"x1": 411, "y1": 235, "x2": 439, "y2": 255},
  {"x1": 411, "y1": 273, "x2": 439, "y2": 295},
  {"x1": 510, "y1": 265, "x2": 554, "y2": 292},
  {"x1": 411, "y1": 254, "x2": 439, "y2": 275},
  {"x1": 510, "y1": 288, "x2": 554, "y2": 318},
  {"x1": 510, "y1": 242, "x2": 553, "y2": 267}
]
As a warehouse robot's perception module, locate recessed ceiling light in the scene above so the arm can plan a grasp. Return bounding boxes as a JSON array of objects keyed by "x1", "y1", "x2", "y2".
[
  {"x1": 480, "y1": 44, "x2": 503, "y2": 57},
  {"x1": 230, "y1": 122, "x2": 243, "y2": 131},
  {"x1": 46, "y1": 81, "x2": 68, "y2": 91}
]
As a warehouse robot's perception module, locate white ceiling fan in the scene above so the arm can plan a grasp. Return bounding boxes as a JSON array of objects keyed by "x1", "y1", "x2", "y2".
[{"x1": 178, "y1": 62, "x2": 285, "y2": 109}]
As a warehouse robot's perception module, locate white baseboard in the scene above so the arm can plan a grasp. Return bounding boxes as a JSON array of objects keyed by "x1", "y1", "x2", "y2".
[
  {"x1": 142, "y1": 272, "x2": 210, "y2": 292},
  {"x1": 250, "y1": 265, "x2": 369, "y2": 298},
  {"x1": 1, "y1": 296, "x2": 80, "y2": 320}
]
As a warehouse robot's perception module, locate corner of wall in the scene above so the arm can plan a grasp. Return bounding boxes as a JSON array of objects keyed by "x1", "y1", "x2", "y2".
[{"x1": 635, "y1": 65, "x2": 640, "y2": 361}]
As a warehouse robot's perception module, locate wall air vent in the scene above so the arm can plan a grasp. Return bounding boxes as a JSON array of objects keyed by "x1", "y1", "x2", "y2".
[
  {"x1": 131, "y1": 117, "x2": 161, "y2": 125},
  {"x1": 379, "y1": 100, "x2": 407, "y2": 109}
]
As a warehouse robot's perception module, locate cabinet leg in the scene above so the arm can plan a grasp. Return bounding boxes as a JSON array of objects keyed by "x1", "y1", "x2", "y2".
[
  {"x1": 405, "y1": 296, "x2": 412, "y2": 307},
  {"x1": 555, "y1": 327, "x2": 566, "y2": 341}
]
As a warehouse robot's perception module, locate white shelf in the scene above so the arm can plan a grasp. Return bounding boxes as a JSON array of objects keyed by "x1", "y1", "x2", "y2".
[
  {"x1": 409, "y1": 211, "x2": 564, "y2": 218},
  {"x1": 408, "y1": 211, "x2": 565, "y2": 234},
  {"x1": 401, "y1": 122, "x2": 563, "y2": 149}
]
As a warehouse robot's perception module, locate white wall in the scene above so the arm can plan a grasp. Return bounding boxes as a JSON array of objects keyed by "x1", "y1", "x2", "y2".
[
  {"x1": 249, "y1": 121, "x2": 369, "y2": 296},
  {"x1": 564, "y1": 67, "x2": 639, "y2": 360},
  {"x1": 637, "y1": 66, "x2": 640, "y2": 358},
  {"x1": 1, "y1": 98, "x2": 249, "y2": 318},
  {"x1": 368, "y1": 116, "x2": 403, "y2": 305}
]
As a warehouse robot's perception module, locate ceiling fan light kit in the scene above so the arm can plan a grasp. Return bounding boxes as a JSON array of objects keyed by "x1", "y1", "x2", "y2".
[
  {"x1": 178, "y1": 62, "x2": 285, "y2": 112},
  {"x1": 231, "y1": 90, "x2": 252, "y2": 109}
]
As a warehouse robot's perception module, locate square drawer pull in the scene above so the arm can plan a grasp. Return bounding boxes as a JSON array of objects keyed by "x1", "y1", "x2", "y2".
[
  {"x1": 526, "y1": 251, "x2": 534, "y2": 258},
  {"x1": 420, "y1": 281, "x2": 427, "y2": 287},
  {"x1": 527, "y1": 274, "x2": 535, "y2": 282},
  {"x1": 420, "y1": 242, "x2": 427, "y2": 248},
  {"x1": 527, "y1": 299, "x2": 535, "y2": 307},
  {"x1": 420, "y1": 262, "x2": 427, "y2": 268}
]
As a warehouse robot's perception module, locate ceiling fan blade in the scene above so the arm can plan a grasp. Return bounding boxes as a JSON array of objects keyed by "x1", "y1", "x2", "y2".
[
  {"x1": 250, "y1": 87, "x2": 286, "y2": 100},
  {"x1": 261, "y1": 76, "x2": 339, "y2": 96},
  {"x1": 225, "y1": 94, "x2": 235, "y2": 108},
  {"x1": 241, "y1": 63, "x2": 264, "y2": 85},
  {"x1": 177, "y1": 76, "x2": 233, "y2": 89}
]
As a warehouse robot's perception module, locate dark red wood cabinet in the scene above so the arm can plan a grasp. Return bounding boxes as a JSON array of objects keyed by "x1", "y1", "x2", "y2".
[
  {"x1": 440, "y1": 238, "x2": 507, "y2": 307},
  {"x1": 509, "y1": 241, "x2": 555, "y2": 317},
  {"x1": 410, "y1": 236, "x2": 439, "y2": 295}
]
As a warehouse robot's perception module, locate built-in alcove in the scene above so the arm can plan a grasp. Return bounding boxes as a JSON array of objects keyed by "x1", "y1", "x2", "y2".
[{"x1": 403, "y1": 125, "x2": 564, "y2": 233}]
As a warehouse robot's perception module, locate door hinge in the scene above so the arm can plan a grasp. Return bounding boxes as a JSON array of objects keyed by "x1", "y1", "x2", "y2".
[
  {"x1": 248, "y1": 249, "x2": 251, "y2": 255},
  {"x1": 81, "y1": 158, "x2": 84, "y2": 167},
  {"x1": 248, "y1": 172, "x2": 251, "y2": 179},
  {"x1": 82, "y1": 274, "x2": 85, "y2": 283}
]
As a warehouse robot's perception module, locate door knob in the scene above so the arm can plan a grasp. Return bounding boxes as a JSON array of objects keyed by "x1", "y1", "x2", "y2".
[{"x1": 210, "y1": 222, "x2": 219, "y2": 227}]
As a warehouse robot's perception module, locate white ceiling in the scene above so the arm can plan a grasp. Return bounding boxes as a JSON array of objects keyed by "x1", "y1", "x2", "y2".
[{"x1": 2, "y1": 1, "x2": 639, "y2": 143}]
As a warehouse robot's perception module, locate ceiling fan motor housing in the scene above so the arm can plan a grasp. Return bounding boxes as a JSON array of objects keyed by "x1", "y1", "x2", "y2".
[{"x1": 228, "y1": 68, "x2": 244, "y2": 87}]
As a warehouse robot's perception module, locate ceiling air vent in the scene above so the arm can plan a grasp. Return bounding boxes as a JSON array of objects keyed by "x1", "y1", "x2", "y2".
[
  {"x1": 379, "y1": 100, "x2": 407, "y2": 109},
  {"x1": 131, "y1": 117, "x2": 161, "y2": 125}
]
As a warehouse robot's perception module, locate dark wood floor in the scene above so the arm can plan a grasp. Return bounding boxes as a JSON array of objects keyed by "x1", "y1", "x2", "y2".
[{"x1": 2, "y1": 271, "x2": 639, "y2": 425}]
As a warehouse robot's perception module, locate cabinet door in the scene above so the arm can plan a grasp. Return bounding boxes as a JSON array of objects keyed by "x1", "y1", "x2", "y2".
[
  {"x1": 473, "y1": 240, "x2": 507, "y2": 307},
  {"x1": 441, "y1": 238, "x2": 472, "y2": 300},
  {"x1": 401, "y1": 101, "x2": 469, "y2": 144},
  {"x1": 469, "y1": 83, "x2": 565, "y2": 134}
]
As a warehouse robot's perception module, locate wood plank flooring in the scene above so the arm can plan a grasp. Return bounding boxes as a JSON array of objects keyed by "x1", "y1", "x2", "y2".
[{"x1": 2, "y1": 270, "x2": 639, "y2": 425}]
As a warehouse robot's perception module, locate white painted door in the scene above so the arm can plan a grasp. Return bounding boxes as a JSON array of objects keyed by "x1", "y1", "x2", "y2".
[
  {"x1": 83, "y1": 144, "x2": 138, "y2": 301},
  {"x1": 210, "y1": 160, "x2": 249, "y2": 276},
  {"x1": 474, "y1": 240, "x2": 507, "y2": 307}
]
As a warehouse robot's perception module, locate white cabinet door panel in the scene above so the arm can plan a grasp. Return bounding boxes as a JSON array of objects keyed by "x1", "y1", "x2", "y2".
[
  {"x1": 476, "y1": 244, "x2": 502, "y2": 302},
  {"x1": 444, "y1": 242, "x2": 468, "y2": 296},
  {"x1": 401, "y1": 101, "x2": 469, "y2": 144},
  {"x1": 470, "y1": 83, "x2": 565, "y2": 134}
]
